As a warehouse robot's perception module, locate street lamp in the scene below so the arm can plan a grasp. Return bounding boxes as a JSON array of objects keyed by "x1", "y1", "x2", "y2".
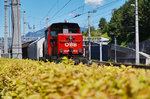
[
  {"x1": 135, "y1": 0, "x2": 140, "y2": 65},
  {"x1": 131, "y1": 0, "x2": 139, "y2": 65},
  {"x1": 88, "y1": 10, "x2": 96, "y2": 61}
]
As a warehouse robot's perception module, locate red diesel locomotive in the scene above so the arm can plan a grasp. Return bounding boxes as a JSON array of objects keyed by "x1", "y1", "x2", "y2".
[{"x1": 43, "y1": 22, "x2": 87, "y2": 64}]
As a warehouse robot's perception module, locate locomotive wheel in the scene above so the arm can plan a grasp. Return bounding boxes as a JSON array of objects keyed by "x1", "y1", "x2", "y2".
[
  {"x1": 56, "y1": 58, "x2": 63, "y2": 63},
  {"x1": 79, "y1": 58, "x2": 88, "y2": 64},
  {"x1": 39, "y1": 57, "x2": 46, "y2": 62},
  {"x1": 74, "y1": 59, "x2": 80, "y2": 65}
]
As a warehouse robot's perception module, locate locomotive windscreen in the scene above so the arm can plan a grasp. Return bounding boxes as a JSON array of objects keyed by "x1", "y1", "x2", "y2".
[{"x1": 50, "y1": 23, "x2": 79, "y2": 34}]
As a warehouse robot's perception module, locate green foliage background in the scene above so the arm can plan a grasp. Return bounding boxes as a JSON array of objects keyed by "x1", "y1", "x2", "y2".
[
  {"x1": 83, "y1": 0, "x2": 150, "y2": 46},
  {"x1": 106, "y1": 0, "x2": 150, "y2": 45}
]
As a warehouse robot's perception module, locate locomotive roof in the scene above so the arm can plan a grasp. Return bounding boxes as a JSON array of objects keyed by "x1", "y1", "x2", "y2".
[{"x1": 45, "y1": 22, "x2": 79, "y2": 31}]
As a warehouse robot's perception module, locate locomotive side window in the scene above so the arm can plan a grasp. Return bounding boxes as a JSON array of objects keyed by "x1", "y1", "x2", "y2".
[
  {"x1": 51, "y1": 31, "x2": 56, "y2": 37},
  {"x1": 51, "y1": 27, "x2": 61, "y2": 35}
]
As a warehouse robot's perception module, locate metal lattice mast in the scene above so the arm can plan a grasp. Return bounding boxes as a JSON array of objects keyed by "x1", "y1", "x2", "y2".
[
  {"x1": 4, "y1": 0, "x2": 8, "y2": 53},
  {"x1": 11, "y1": 0, "x2": 22, "y2": 59}
]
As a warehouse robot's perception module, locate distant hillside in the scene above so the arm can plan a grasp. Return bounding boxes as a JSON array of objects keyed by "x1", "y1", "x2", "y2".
[{"x1": 26, "y1": 27, "x2": 46, "y2": 37}]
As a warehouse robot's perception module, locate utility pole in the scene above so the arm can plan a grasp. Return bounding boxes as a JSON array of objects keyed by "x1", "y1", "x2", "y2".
[
  {"x1": 23, "y1": 11, "x2": 26, "y2": 43},
  {"x1": 47, "y1": 15, "x2": 49, "y2": 27},
  {"x1": 99, "y1": 37, "x2": 102, "y2": 61},
  {"x1": 99, "y1": 28, "x2": 103, "y2": 62},
  {"x1": 11, "y1": 0, "x2": 22, "y2": 59},
  {"x1": 88, "y1": 10, "x2": 96, "y2": 61},
  {"x1": 88, "y1": 11, "x2": 91, "y2": 61},
  {"x1": 4, "y1": 0, "x2": 8, "y2": 54},
  {"x1": 114, "y1": 37, "x2": 117, "y2": 63},
  {"x1": 135, "y1": 0, "x2": 139, "y2": 64},
  {"x1": 0, "y1": 42, "x2": 1, "y2": 58}
]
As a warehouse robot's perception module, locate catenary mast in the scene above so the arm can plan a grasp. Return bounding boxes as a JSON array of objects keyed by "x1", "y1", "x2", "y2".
[{"x1": 11, "y1": 0, "x2": 22, "y2": 58}]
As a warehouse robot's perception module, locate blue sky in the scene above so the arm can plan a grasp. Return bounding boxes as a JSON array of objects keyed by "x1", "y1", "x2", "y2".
[{"x1": 0, "y1": 0, "x2": 128, "y2": 37}]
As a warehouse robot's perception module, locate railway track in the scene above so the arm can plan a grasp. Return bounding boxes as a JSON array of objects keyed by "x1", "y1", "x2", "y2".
[{"x1": 93, "y1": 61, "x2": 150, "y2": 70}]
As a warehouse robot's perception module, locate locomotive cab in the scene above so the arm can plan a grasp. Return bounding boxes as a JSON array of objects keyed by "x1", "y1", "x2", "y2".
[{"x1": 43, "y1": 22, "x2": 85, "y2": 63}]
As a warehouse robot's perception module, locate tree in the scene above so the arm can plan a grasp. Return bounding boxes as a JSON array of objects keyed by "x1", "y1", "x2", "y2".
[
  {"x1": 83, "y1": 26, "x2": 95, "y2": 36},
  {"x1": 106, "y1": 0, "x2": 150, "y2": 46},
  {"x1": 98, "y1": 18, "x2": 107, "y2": 32},
  {"x1": 139, "y1": 0, "x2": 150, "y2": 41},
  {"x1": 106, "y1": 0, "x2": 135, "y2": 45}
]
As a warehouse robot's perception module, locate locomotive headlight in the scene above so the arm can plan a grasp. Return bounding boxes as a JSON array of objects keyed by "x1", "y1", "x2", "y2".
[
  {"x1": 78, "y1": 49, "x2": 82, "y2": 53},
  {"x1": 59, "y1": 49, "x2": 63, "y2": 53}
]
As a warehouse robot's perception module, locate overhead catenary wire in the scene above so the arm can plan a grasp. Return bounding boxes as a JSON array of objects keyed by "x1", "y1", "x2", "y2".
[
  {"x1": 51, "y1": 4, "x2": 85, "y2": 22},
  {"x1": 81, "y1": 12, "x2": 112, "y2": 28},
  {"x1": 68, "y1": 0, "x2": 121, "y2": 20},
  {"x1": 51, "y1": 0, "x2": 72, "y2": 19},
  {"x1": 40, "y1": 0, "x2": 58, "y2": 22},
  {"x1": 39, "y1": 0, "x2": 121, "y2": 30},
  {"x1": 64, "y1": 0, "x2": 122, "y2": 29},
  {"x1": 67, "y1": 0, "x2": 123, "y2": 29},
  {"x1": 38, "y1": 0, "x2": 72, "y2": 28},
  {"x1": 17, "y1": 0, "x2": 126, "y2": 38},
  {"x1": 91, "y1": 13, "x2": 112, "y2": 25},
  {"x1": 78, "y1": 3, "x2": 123, "y2": 29}
]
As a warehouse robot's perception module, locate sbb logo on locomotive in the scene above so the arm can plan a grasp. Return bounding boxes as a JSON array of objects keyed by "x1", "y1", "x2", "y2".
[{"x1": 65, "y1": 43, "x2": 77, "y2": 47}]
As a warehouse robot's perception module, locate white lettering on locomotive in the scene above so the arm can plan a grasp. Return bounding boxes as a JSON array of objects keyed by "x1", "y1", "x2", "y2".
[
  {"x1": 64, "y1": 42, "x2": 77, "y2": 47},
  {"x1": 64, "y1": 50, "x2": 78, "y2": 53}
]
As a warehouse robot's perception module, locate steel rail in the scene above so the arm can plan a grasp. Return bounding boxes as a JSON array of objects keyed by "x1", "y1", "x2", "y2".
[{"x1": 93, "y1": 61, "x2": 150, "y2": 70}]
